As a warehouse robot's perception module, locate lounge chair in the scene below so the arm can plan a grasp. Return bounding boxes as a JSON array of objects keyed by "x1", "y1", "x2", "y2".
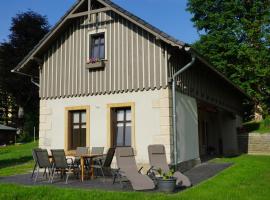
[
  {"x1": 147, "y1": 144, "x2": 192, "y2": 187},
  {"x1": 92, "y1": 147, "x2": 115, "y2": 181},
  {"x1": 33, "y1": 149, "x2": 52, "y2": 183},
  {"x1": 115, "y1": 147, "x2": 155, "y2": 191},
  {"x1": 50, "y1": 149, "x2": 79, "y2": 184}
]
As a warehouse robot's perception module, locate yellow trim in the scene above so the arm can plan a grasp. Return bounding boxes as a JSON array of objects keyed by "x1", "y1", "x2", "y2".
[
  {"x1": 106, "y1": 102, "x2": 135, "y2": 149},
  {"x1": 64, "y1": 106, "x2": 90, "y2": 152}
]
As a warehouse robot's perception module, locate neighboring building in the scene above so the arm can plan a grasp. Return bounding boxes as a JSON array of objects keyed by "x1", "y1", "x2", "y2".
[
  {"x1": 0, "y1": 124, "x2": 16, "y2": 145},
  {"x1": 13, "y1": 0, "x2": 251, "y2": 169}
]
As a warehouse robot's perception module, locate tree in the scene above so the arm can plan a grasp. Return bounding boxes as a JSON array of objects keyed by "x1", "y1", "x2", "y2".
[
  {"x1": 187, "y1": 0, "x2": 270, "y2": 117},
  {"x1": 0, "y1": 11, "x2": 50, "y2": 136}
]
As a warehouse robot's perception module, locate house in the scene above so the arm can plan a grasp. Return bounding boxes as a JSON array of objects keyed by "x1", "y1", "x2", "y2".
[
  {"x1": 0, "y1": 124, "x2": 17, "y2": 145},
  {"x1": 13, "y1": 0, "x2": 251, "y2": 170}
]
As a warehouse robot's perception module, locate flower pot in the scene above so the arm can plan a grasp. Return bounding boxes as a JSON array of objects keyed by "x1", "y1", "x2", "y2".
[
  {"x1": 157, "y1": 177, "x2": 176, "y2": 192},
  {"x1": 86, "y1": 60, "x2": 106, "y2": 69}
]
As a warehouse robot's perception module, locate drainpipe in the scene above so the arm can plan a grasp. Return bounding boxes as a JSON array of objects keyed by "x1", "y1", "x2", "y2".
[{"x1": 172, "y1": 50, "x2": 195, "y2": 168}]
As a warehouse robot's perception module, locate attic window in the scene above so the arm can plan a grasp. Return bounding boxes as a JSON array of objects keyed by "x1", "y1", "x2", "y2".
[
  {"x1": 87, "y1": 29, "x2": 107, "y2": 62},
  {"x1": 90, "y1": 33, "x2": 105, "y2": 60}
]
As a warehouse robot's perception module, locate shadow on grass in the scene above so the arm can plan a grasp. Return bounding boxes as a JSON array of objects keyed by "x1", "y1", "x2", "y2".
[{"x1": 0, "y1": 156, "x2": 33, "y2": 169}]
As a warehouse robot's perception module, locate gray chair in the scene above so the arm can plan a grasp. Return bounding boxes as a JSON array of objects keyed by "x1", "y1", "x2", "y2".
[
  {"x1": 74, "y1": 147, "x2": 89, "y2": 166},
  {"x1": 92, "y1": 147, "x2": 115, "y2": 181},
  {"x1": 33, "y1": 149, "x2": 52, "y2": 183},
  {"x1": 31, "y1": 148, "x2": 41, "y2": 179},
  {"x1": 91, "y1": 147, "x2": 104, "y2": 155},
  {"x1": 115, "y1": 147, "x2": 155, "y2": 191},
  {"x1": 50, "y1": 149, "x2": 78, "y2": 184},
  {"x1": 147, "y1": 144, "x2": 192, "y2": 187}
]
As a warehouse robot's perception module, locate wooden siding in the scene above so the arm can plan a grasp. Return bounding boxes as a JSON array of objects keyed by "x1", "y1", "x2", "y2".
[
  {"x1": 168, "y1": 55, "x2": 244, "y2": 114},
  {"x1": 40, "y1": 11, "x2": 168, "y2": 99}
]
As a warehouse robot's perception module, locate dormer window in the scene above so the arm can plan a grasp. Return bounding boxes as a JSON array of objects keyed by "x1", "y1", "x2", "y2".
[{"x1": 90, "y1": 33, "x2": 105, "y2": 60}]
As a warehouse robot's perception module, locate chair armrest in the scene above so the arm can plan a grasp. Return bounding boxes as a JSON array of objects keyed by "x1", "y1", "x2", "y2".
[
  {"x1": 138, "y1": 166, "x2": 143, "y2": 174},
  {"x1": 146, "y1": 166, "x2": 154, "y2": 175}
]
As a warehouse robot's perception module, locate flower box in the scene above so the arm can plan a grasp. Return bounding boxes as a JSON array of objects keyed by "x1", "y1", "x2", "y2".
[{"x1": 86, "y1": 59, "x2": 106, "y2": 70}]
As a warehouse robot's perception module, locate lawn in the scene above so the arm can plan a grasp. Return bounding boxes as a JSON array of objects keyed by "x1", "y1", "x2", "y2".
[
  {"x1": 0, "y1": 141, "x2": 37, "y2": 176},
  {"x1": 0, "y1": 143, "x2": 270, "y2": 200}
]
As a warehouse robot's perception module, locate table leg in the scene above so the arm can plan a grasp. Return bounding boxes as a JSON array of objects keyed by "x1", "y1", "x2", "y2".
[
  {"x1": 81, "y1": 157, "x2": 84, "y2": 182},
  {"x1": 91, "y1": 158, "x2": 94, "y2": 179}
]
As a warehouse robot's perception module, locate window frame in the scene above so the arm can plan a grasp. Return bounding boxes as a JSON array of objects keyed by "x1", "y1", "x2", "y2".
[
  {"x1": 65, "y1": 106, "x2": 90, "y2": 152},
  {"x1": 107, "y1": 103, "x2": 135, "y2": 149},
  {"x1": 87, "y1": 29, "x2": 107, "y2": 61},
  {"x1": 69, "y1": 110, "x2": 87, "y2": 150},
  {"x1": 112, "y1": 107, "x2": 132, "y2": 147}
]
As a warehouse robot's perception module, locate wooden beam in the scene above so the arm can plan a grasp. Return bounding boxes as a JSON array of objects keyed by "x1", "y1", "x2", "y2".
[{"x1": 67, "y1": 7, "x2": 111, "y2": 19}]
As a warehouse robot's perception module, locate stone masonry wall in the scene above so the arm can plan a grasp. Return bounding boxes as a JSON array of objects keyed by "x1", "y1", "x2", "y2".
[
  {"x1": 238, "y1": 133, "x2": 270, "y2": 155},
  {"x1": 39, "y1": 100, "x2": 53, "y2": 149},
  {"x1": 152, "y1": 88, "x2": 173, "y2": 163}
]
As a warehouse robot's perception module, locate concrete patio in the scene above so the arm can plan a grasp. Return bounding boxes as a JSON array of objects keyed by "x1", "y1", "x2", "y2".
[{"x1": 0, "y1": 162, "x2": 232, "y2": 192}]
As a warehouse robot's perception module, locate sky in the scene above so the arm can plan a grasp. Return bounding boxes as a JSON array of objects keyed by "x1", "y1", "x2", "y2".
[{"x1": 0, "y1": 0, "x2": 199, "y2": 44}]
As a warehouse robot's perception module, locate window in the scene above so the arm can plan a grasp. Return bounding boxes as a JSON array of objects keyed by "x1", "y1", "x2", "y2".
[
  {"x1": 111, "y1": 107, "x2": 132, "y2": 147},
  {"x1": 69, "y1": 110, "x2": 86, "y2": 150},
  {"x1": 90, "y1": 33, "x2": 105, "y2": 59}
]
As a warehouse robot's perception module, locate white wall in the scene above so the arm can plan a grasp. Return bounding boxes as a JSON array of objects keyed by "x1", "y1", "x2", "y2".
[
  {"x1": 175, "y1": 91, "x2": 199, "y2": 163},
  {"x1": 39, "y1": 89, "x2": 169, "y2": 164}
]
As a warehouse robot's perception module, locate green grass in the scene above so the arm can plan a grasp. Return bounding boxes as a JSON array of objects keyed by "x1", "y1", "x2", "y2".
[
  {"x1": 243, "y1": 117, "x2": 270, "y2": 134},
  {"x1": 0, "y1": 142, "x2": 37, "y2": 176},
  {"x1": 0, "y1": 143, "x2": 270, "y2": 199}
]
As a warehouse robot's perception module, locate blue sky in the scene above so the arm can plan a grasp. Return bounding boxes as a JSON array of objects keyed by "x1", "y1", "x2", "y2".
[{"x1": 0, "y1": 0, "x2": 199, "y2": 44}]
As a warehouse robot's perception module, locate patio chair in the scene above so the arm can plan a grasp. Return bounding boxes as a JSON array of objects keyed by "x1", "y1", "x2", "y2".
[
  {"x1": 33, "y1": 149, "x2": 53, "y2": 183},
  {"x1": 91, "y1": 147, "x2": 104, "y2": 155},
  {"x1": 115, "y1": 147, "x2": 155, "y2": 191},
  {"x1": 91, "y1": 147, "x2": 105, "y2": 166},
  {"x1": 50, "y1": 149, "x2": 79, "y2": 184},
  {"x1": 74, "y1": 147, "x2": 89, "y2": 166},
  {"x1": 91, "y1": 147, "x2": 115, "y2": 181},
  {"x1": 147, "y1": 144, "x2": 192, "y2": 187},
  {"x1": 31, "y1": 148, "x2": 41, "y2": 178}
]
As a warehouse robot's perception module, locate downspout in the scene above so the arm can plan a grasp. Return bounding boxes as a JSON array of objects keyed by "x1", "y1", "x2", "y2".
[{"x1": 172, "y1": 50, "x2": 195, "y2": 168}]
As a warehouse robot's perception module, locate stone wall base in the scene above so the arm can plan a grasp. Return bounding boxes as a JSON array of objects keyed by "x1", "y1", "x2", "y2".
[{"x1": 238, "y1": 133, "x2": 270, "y2": 155}]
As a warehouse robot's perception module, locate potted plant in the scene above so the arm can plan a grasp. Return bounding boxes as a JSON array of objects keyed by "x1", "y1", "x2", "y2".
[
  {"x1": 156, "y1": 169, "x2": 176, "y2": 192},
  {"x1": 86, "y1": 57, "x2": 105, "y2": 69}
]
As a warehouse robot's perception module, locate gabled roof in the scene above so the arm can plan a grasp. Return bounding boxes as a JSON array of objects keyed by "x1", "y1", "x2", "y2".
[
  {"x1": 12, "y1": 0, "x2": 252, "y2": 101},
  {"x1": 13, "y1": 0, "x2": 186, "y2": 72},
  {"x1": 0, "y1": 124, "x2": 17, "y2": 131}
]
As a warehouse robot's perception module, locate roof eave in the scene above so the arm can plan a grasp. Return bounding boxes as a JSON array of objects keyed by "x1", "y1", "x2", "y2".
[{"x1": 189, "y1": 47, "x2": 253, "y2": 102}]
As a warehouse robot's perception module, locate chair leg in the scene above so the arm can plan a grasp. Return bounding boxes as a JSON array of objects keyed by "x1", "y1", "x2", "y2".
[
  {"x1": 100, "y1": 168, "x2": 105, "y2": 182},
  {"x1": 47, "y1": 168, "x2": 52, "y2": 183},
  {"x1": 51, "y1": 168, "x2": 56, "y2": 183},
  {"x1": 31, "y1": 163, "x2": 37, "y2": 179},
  {"x1": 34, "y1": 167, "x2": 39, "y2": 183},
  {"x1": 65, "y1": 173, "x2": 70, "y2": 184},
  {"x1": 43, "y1": 168, "x2": 47, "y2": 178}
]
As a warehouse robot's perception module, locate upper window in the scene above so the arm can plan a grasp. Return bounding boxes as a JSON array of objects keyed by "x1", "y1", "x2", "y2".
[
  {"x1": 69, "y1": 110, "x2": 86, "y2": 150},
  {"x1": 90, "y1": 33, "x2": 105, "y2": 60}
]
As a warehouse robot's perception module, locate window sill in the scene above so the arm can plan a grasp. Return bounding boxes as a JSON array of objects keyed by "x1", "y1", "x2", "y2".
[{"x1": 86, "y1": 60, "x2": 107, "y2": 70}]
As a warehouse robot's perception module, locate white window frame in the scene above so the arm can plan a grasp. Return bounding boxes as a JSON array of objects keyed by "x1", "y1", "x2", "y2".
[{"x1": 87, "y1": 28, "x2": 107, "y2": 60}]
